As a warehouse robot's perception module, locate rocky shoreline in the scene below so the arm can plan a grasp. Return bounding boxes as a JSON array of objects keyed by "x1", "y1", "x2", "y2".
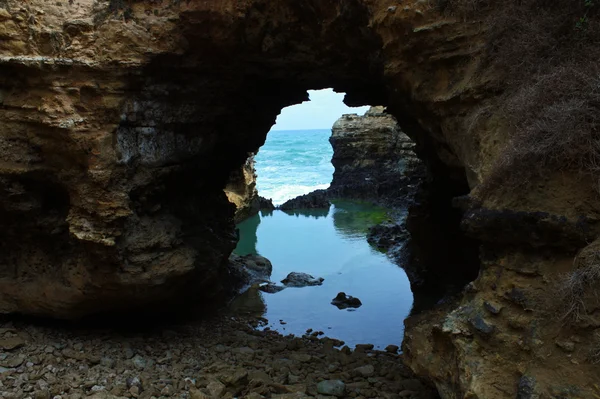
[{"x1": 0, "y1": 315, "x2": 436, "y2": 399}]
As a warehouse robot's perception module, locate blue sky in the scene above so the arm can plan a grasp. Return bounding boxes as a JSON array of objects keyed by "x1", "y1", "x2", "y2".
[{"x1": 271, "y1": 89, "x2": 370, "y2": 131}]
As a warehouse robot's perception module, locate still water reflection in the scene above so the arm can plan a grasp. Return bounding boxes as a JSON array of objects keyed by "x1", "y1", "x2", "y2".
[{"x1": 231, "y1": 200, "x2": 413, "y2": 349}]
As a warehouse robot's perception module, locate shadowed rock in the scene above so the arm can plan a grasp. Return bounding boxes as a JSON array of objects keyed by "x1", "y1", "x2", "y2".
[
  {"x1": 278, "y1": 190, "x2": 331, "y2": 211},
  {"x1": 281, "y1": 272, "x2": 324, "y2": 288},
  {"x1": 331, "y1": 292, "x2": 362, "y2": 310}
]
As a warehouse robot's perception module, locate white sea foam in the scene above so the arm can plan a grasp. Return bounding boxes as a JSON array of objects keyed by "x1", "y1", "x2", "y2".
[
  {"x1": 255, "y1": 129, "x2": 334, "y2": 205},
  {"x1": 261, "y1": 183, "x2": 330, "y2": 206}
]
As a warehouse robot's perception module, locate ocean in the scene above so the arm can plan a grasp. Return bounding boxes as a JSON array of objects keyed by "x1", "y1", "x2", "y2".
[{"x1": 255, "y1": 129, "x2": 334, "y2": 205}]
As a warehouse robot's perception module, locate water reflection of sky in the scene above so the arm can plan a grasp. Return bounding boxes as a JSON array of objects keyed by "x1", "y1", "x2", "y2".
[{"x1": 232, "y1": 201, "x2": 413, "y2": 349}]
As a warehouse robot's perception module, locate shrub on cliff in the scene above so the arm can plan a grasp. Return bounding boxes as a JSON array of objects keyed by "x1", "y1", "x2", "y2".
[
  {"x1": 557, "y1": 239, "x2": 600, "y2": 323},
  {"x1": 437, "y1": 0, "x2": 600, "y2": 195}
]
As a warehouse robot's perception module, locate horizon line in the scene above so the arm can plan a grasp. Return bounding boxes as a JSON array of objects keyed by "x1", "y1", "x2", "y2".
[{"x1": 269, "y1": 128, "x2": 333, "y2": 132}]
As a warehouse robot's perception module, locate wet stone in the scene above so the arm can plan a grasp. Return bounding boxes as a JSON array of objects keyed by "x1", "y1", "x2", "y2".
[
  {"x1": 259, "y1": 283, "x2": 286, "y2": 294},
  {"x1": 281, "y1": 272, "x2": 324, "y2": 288},
  {"x1": 355, "y1": 344, "x2": 374, "y2": 352},
  {"x1": 331, "y1": 293, "x2": 362, "y2": 310}
]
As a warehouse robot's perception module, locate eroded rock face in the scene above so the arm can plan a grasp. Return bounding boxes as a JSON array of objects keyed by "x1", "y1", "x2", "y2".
[
  {"x1": 329, "y1": 106, "x2": 423, "y2": 205},
  {"x1": 0, "y1": 0, "x2": 384, "y2": 319},
  {"x1": 1, "y1": 0, "x2": 599, "y2": 397},
  {"x1": 225, "y1": 154, "x2": 260, "y2": 223}
]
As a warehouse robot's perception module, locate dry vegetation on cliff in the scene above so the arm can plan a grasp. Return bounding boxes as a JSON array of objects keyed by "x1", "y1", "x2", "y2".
[
  {"x1": 558, "y1": 239, "x2": 600, "y2": 323},
  {"x1": 442, "y1": 0, "x2": 600, "y2": 194}
]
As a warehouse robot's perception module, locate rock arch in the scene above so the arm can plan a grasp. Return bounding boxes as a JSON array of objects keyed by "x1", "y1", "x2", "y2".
[{"x1": 2, "y1": 0, "x2": 599, "y2": 397}]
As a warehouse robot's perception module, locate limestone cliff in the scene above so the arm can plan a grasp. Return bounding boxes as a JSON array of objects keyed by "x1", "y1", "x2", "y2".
[
  {"x1": 224, "y1": 154, "x2": 260, "y2": 223},
  {"x1": 329, "y1": 106, "x2": 422, "y2": 205},
  {"x1": 0, "y1": 0, "x2": 599, "y2": 397}
]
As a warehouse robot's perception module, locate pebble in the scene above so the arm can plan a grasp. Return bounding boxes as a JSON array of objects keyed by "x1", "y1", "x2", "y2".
[
  {"x1": 354, "y1": 364, "x2": 375, "y2": 377},
  {"x1": 131, "y1": 354, "x2": 146, "y2": 370},
  {"x1": 0, "y1": 337, "x2": 26, "y2": 351},
  {"x1": 128, "y1": 385, "x2": 139, "y2": 397},
  {"x1": 317, "y1": 380, "x2": 346, "y2": 396},
  {"x1": 0, "y1": 316, "x2": 435, "y2": 399}
]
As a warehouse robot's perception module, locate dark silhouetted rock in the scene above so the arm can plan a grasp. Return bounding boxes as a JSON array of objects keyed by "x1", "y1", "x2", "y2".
[
  {"x1": 278, "y1": 190, "x2": 330, "y2": 210},
  {"x1": 258, "y1": 196, "x2": 275, "y2": 211},
  {"x1": 331, "y1": 292, "x2": 362, "y2": 309},
  {"x1": 281, "y1": 272, "x2": 324, "y2": 287}
]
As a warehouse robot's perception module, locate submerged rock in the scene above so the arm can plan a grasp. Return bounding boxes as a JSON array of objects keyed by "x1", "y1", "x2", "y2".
[
  {"x1": 281, "y1": 272, "x2": 324, "y2": 288},
  {"x1": 331, "y1": 292, "x2": 362, "y2": 310},
  {"x1": 278, "y1": 190, "x2": 331, "y2": 210}
]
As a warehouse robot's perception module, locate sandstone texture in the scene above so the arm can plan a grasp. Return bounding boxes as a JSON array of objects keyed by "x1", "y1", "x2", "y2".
[
  {"x1": 225, "y1": 154, "x2": 260, "y2": 223},
  {"x1": 1, "y1": 0, "x2": 599, "y2": 397}
]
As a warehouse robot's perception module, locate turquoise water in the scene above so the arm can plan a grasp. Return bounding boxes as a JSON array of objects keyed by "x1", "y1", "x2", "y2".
[
  {"x1": 255, "y1": 129, "x2": 334, "y2": 205},
  {"x1": 232, "y1": 201, "x2": 414, "y2": 349}
]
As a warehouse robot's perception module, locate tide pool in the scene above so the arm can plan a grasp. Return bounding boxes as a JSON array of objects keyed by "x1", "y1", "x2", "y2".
[{"x1": 231, "y1": 200, "x2": 413, "y2": 349}]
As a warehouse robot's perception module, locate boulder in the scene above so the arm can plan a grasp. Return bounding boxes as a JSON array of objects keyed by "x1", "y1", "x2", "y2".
[
  {"x1": 281, "y1": 273, "x2": 324, "y2": 288},
  {"x1": 331, "y1": 292, "x2": 362, "y2": 310}
]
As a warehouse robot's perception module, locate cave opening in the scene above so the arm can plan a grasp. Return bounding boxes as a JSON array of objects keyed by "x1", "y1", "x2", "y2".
[
  {"x1": 256, "y1": 88, "x2": 369, "y2": 205},
  {"x1": 225, "y1": 89, "x2": 426, "y2": 349}
]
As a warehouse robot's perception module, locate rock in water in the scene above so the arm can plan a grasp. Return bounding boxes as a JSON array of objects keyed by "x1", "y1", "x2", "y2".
[
  {"x1": 259, "y1": 196, "x2": 275, "y2": 211},
  {"x1": 228, "y1": 254, "x2": 273, "y2": 290},
  {"x1": 278, "y1": 190, "x2": 331, "y2": 210},
  {"x1": 281, "y1": 272, "x2": 324, "y2": 287},
  {"x1": 331, "y1": 292, "x2": 362, "y2": 309},
  {"x1": 258, "y1": 282, "x2": 286, "y2": 293},
  {"x1": 317, "y1": 380, "x2": 345, "y2": 396}
]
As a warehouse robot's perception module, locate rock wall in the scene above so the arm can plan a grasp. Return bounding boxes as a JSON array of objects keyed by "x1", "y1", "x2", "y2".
[
  {"x1": 329, "y1": 106, "x2": 422, "y2": 205},
  {"x1": 224, "y1": 154, "x2": 260, "y2": 223},
  {"x1": 0, "y1": 0, "x2": 599, "y2": 396}
]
